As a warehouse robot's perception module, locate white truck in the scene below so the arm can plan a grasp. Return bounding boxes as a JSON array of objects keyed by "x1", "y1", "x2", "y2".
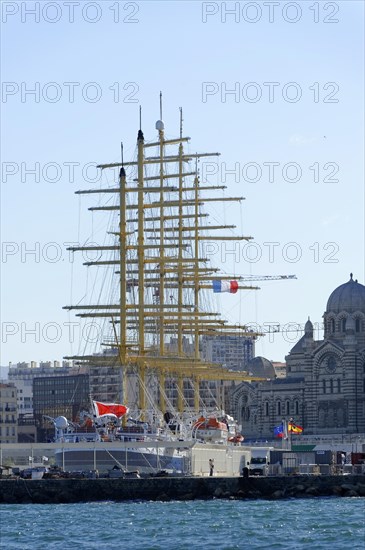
[{"x1": 248, "y1": 447, "x2": 273, "y2": 476}]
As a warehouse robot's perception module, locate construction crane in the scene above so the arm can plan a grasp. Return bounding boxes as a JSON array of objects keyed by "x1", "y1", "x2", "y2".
[
  {"x1": 254, "y1": 322, "x2": 324, "y2": 335},
  {"x1": 238, "y1": 274, "x2": 297, "y2": 283}
]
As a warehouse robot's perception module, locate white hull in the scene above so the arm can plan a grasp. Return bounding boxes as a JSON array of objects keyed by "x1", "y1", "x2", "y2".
[
  {"x1": 54, "y1": 439, "x2": 193, "y2": 474},
  {"x1": 54, "y1": 440, "x2": 251, "y2": 476}
]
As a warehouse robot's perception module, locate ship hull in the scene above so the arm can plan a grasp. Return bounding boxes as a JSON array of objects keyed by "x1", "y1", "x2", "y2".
[{"x1": 54, "y1": 444, "x2": 188, "y2": 474}]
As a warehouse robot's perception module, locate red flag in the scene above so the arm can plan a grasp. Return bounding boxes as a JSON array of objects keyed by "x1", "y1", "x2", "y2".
[{"x1": 93, "y1": 401, "x2": 128, "y2": 418}]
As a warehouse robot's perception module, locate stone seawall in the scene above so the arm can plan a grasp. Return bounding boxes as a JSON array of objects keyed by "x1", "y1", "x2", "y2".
[{"x1": 0, "y1": 475, "x2": 364, "y2": 504}]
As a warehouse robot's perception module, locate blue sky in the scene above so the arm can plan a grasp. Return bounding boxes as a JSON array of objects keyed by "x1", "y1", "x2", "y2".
[{"x1": 1, "y1": 0, "x2": 364, "y2": 366}]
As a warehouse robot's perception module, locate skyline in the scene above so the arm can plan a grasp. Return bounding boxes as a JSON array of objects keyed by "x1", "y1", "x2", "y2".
[{"x1": 1, "y1": 1, "x2": 364, "y2": 366}]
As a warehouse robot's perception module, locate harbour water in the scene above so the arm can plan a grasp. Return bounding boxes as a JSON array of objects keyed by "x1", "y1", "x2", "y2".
[{"x1": 0, "y1": 498, "x2": 364, "y2": 549}]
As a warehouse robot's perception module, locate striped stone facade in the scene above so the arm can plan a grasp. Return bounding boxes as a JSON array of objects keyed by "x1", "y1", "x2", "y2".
[{"x1": 230, "y1": 275, "x2": 365, "y2": 438}]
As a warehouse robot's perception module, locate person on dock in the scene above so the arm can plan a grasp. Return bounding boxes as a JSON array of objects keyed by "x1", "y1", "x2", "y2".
[{"x1": 209, "y1": 458, "x2": 214, "y2": 476}]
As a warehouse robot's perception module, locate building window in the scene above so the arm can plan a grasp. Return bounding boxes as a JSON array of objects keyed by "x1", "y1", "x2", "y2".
[
  {"x1": 294, "y1": 401, "x2": 299, "y2": 415},
  {"x1": 286, "y1": 400, "x2": 290, "y2": 415},
  {"x1": 322, "y1": 380, "x2": 326, "y2": 394},
  {"x1": 337, "y1": 379, "x2": 341, "y2": 393},
  {"x1": 341, "y1": 318, "x2": 346, "y2": 332},
  {"x1": 330, "y1": 379, "x2": 334, "y2": 394},
  {"x1": 355, "y1": 319, "x2": 360, "y2": 332},
  {"x1": 277, "y1": 402, "x2": 281, "y2": 416},
  {"x1": 330, "y1": 319, "x2": 335, "y2": 332}
]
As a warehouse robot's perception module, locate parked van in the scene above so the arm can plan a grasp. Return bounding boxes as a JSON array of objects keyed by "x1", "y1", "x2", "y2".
[{"x1": 248, "y1": 447, "x2": 273, "y2": 476}]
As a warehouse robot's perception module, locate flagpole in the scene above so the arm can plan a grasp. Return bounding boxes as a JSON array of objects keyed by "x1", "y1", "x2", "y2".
[
  {"x1": 283, "y1": 418, "x2": 290, "y2": 451},
  {"x1": 289, "y1": 418, "x2": 292, "y2": 451},
  {"x1": 281, "y1": 418, "x2": 286, "y2": 450}
]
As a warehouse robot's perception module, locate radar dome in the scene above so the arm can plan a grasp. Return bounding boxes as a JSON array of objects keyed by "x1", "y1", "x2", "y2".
[{"x1": 55, "y1": 416, "x2": 68, "y2": 429}]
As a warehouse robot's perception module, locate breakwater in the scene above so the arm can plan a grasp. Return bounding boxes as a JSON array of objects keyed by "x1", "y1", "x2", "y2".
[{"x1": 1, "y1": 475, "x2": 364, "y2": 504}]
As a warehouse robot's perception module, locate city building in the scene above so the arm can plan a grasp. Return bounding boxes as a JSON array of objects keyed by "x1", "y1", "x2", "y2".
[
  {"x1": 230, "y1": 275, "x2": 365, "y2": 438},
  {"x1": 8, "y1": 361, "x2": 76, "y2": 415},
  {"x1": 33, "y1": 374, "x2": 90, "y2": 441},
  {"x1": 0, "y1": 382, "x2": 18, "y2": 443},
  {"x1": 201, "y1": 334, "x2": 254, "y2": 371},
  {"x1": 7, "y1": 361, "x2": 84, "y2": 442},
  {"x1": 87, "y1": 364, "x2": 124, "y2": 403}
]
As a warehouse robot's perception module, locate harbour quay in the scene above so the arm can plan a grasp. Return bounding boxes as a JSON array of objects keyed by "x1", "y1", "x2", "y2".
[{"x1": 0, "y1": 474, "x2": 364, "y2": 504}]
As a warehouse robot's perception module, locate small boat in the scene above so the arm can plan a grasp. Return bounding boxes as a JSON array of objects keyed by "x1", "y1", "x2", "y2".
[
  {"x1": 31, "y1": 468, "x2": 45, "y2": 480},
  {"x1": 193, "y1": 416, "x2": 229, "y2": 443},
  {"x1": 20, "y1": 467, "x2": 47, "y2": 480}
]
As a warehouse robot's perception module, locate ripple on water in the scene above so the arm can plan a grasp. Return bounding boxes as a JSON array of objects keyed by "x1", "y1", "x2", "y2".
[{"x1": 0, "y1": 498, "x2": 364, "y2": 550}]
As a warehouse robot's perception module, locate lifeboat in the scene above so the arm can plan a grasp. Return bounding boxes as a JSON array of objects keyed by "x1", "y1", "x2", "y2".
[{"x1": 193, "y1": 416, "x2": 228, "y2": 442}]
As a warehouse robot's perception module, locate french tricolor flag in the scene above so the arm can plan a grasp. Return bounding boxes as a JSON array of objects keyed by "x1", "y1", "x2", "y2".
[{"x1": 212, "y1": 280, "x2": 239, "y2": 294}]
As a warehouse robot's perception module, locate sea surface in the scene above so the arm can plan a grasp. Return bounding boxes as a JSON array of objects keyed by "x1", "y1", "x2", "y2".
[{"x1": 0, "y1": 498, "x2": 364, "y2": 549}]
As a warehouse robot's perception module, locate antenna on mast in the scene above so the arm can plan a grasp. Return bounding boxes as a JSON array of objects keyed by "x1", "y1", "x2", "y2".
[
  {"x1": 156, "y1": 91, "x2": 165, "y2": 132},
  {"x1": 138, "y1": 106, "x2": 144, "y2": 141},
  {"x1": 179, "y1": 107, "x2": 183, "y2": 139},
  {"x1": 119, "y1": 142, "x2": 125, "y2": 177}
]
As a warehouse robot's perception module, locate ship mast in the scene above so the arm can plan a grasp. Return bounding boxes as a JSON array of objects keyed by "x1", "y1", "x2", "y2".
[
  {"x1": 137, "y1": 107, "x2": 145, "y2": 357},
  {"x1": 194, "y1": 159, "x2": 202, "y2": 361},
  {"x1": 157, "y1": 92, "x2": 166, "y2": 356},
  {"x1": 177, "y1": 107, "x2": 184, "y2": 356},
  {"x1": 137, "y1": 108, "x2": 146, "y2": 413},
  {"x1": 119, "y1": 143, "x2": 127, "y2": 364},
  {"x1": 63, "y1": 103, "x2": 270, "y2": 416}
]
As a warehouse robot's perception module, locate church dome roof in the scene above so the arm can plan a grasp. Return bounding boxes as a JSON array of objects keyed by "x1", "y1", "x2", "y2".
[
  {"x1": 246, "y1": 356, "x2": 276, "y2": 379},
  {"x1": 326, "y1": 274, "x2": 365, "y2": 314}
]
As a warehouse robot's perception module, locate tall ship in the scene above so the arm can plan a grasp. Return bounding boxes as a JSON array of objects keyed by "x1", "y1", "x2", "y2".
[{"x1": 55, "y1": 100, "x2": 275, "y2": 475}]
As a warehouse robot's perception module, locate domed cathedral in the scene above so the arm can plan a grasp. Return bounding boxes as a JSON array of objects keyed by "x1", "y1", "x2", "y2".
[{"x1": 230, "y1": 275, "x2": 365, "y2": 439}]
